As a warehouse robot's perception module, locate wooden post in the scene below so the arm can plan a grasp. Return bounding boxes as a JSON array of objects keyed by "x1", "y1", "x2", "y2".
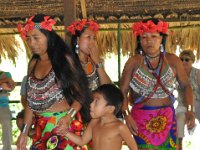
[{"x1": 63, "y1": 0, "x2": 76, "y2": 47}]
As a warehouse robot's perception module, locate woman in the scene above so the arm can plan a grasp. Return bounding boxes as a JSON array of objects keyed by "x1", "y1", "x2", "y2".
[
  {"x1": 67, "y1": 19, "x2": 111, "y2": 91},
  {"x1": 16, "y1": 14, "x2": 91, "y2": 150},
  {"x1": 120, "y1": 18, "x2": 195, "y2": 149},
  {"x1": 176, "y1": 50, "x2": 200, "y2": 150}
]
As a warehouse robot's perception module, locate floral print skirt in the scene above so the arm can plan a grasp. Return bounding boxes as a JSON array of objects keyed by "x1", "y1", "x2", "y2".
[
  {"x1": 131, "y1": 104, "x2": 177, "y2": 149},
  {"x1": 30, "y1": 111, "x2": 85, "y2": 150}
]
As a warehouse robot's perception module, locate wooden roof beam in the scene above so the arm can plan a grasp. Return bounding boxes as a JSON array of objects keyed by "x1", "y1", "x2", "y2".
[{"x1": 80, "y1": 0, "x2": 87, "y2": 19}]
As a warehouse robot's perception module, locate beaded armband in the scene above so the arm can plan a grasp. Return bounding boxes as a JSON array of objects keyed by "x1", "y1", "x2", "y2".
[
  {"x1": 68, "y1": 108, "x2": 77, "y2": 118},
  {"x1": 21, "y1": 123, "x2": 28, "y2": 134},
  {"x1": 187, "y1": 105, "x2": 193, "y2": 112},
  {"x1": 122, "y1": 109, "x2": 130, "y2": 118}
]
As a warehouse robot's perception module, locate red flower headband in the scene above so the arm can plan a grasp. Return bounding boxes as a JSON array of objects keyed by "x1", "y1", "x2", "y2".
[
  {"x1": 17, "y1": 15, "x2": 56, "y2": 40},
  {"x1": 67, "y1": 19, "x2": 99, "y2": 35},
  {"x1": 132, "y1": 20, "x2": 168, "y2": 37}
]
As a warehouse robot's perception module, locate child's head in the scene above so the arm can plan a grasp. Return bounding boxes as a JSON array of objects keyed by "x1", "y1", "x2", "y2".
[{"x1": 90, "y1": 84, "x2": 123, "y2": 118}]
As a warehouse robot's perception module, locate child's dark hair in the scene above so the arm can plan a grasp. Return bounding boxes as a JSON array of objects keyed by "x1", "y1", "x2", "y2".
[{"x1": 93, "y1": 84, "x2": 124, "y2": 115}]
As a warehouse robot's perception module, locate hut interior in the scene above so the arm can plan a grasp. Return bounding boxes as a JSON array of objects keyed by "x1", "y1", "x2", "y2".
[{"x1": 1, "y1": 0, "x2": 200, "y2": 63}]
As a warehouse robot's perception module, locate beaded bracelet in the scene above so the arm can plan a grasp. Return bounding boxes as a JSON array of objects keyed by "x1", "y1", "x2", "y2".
[
  {"x1": 122, "y1": 109, "x2": 130, "y2": 117},
  {"x1": 68, "y1": 108, "x2": 77, "y2": 118},
  {"x1": 95, "y1": 62, "x2": 104, "y2": 69},
  {"x1": 187, "y1": 105, "x2": 193, "y2": 112},
  {"x1": 21, "y1": 123, "x2": 28, "y2": 134}
]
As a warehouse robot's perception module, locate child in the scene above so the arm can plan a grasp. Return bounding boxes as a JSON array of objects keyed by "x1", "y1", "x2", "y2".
[{"x1": 57, "y1": 84, "x2": 138, "y2": 150}]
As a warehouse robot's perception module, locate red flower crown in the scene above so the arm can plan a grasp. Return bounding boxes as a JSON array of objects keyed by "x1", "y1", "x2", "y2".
[
  {"x1": 17, "y1": 15, "x2": 56, "y2": 40},
  {"x1": 132, "y1": 20, "x2": 168, "y2": 37},
  {"x1": 67, "y1": 19, "x2": 99, "y2": 35}
]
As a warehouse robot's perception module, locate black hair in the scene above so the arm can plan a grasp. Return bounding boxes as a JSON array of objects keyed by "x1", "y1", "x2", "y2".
[
  {"x1": 135, "y1": 18, "x2": 168, "y2": 54},
  {"x1": 93, "y1": 84, "x2": 124, "y2": 115},
  {"x1": 70, "y1": 25, "x2": 88, "y2": 55},
  {"x1": 29, "y1": 14, "x2": 91, "y2": 122}
]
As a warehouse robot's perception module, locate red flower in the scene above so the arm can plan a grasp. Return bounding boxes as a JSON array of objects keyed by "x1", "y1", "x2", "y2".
[
  {"x1": 40, "y1": 16, "x2": 56, "y2": 31},
  {"x1": 67, "y1": 19, "x2": 99, "y2": 35},
  {"x1": 17, "y1": 23, "x2": 26, "y2": 40},
  {"x1": 17, "y1": 15, "x2": 56, "y2": 40},
  {"x1": 132, "y1": 20, "x2": 168, "y2": 36}
]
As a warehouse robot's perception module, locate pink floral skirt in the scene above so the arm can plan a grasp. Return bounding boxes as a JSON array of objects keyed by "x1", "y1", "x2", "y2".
[{"x1": 131, "y1": 104, "x2": 177, "y2": 149}]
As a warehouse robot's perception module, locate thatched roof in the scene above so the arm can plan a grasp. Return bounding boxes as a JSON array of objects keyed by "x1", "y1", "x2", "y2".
[{"x1": 1, "y1": 0, "x2": 200, "y2": 62}]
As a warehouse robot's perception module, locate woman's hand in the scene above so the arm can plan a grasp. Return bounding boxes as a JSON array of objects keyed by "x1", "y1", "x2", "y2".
[
  {"x1": 124, "y1": 115, "x2": 138, "y2": 135},
  {"x1": 186, "y1": 111, "x2": 195, "y2": 130},
  {"x1": 57, "y1": 114, "x2": 71, "y2": 133},
  {"x1": 16, "y1": 133, "x2": 28, "y2": 150},
  {"x1": 87, "y1": 42, "x2": 101, "y2": 64}
]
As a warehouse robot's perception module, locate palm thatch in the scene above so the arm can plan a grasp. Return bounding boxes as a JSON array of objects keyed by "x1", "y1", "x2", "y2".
[{"x1": 0, "y1": 34, "x2": 20, "y2": 64}]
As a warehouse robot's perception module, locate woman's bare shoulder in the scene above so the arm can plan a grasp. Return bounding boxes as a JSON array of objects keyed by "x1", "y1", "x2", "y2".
[
  {"x1": 124, "y1": 54, "x2": 141, "y2": 70},
  {"x1": 165, "y1": 53, "x2": 181, "y2": 66}
]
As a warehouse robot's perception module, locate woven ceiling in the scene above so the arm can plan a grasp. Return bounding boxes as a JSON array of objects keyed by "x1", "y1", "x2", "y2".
[{"x1": 1, "y1": 0, "x2": 200, "y2": 27}]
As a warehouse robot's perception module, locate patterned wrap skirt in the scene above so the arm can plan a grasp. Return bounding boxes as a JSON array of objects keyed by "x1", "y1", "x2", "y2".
[
  {"x1": 131, "y1": 104, "x2": 177, "y2": 149},
  {"x1": 30, "y1": 111, "x2": 85, "y2": 150}
]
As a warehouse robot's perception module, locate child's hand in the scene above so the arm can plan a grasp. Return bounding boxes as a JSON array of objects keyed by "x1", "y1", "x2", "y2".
[
  {"x1": 56, "y1": 114, "x2": 71, "y2": 136},
  {"x1": 57, "y1": 127, "x2": 69, "y2": 137}
]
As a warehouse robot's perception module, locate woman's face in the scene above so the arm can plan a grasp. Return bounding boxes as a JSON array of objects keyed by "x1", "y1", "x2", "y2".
[
  {"x1": 77, "y1": 29, "x2": 97, "y2": 55},
  {"x1": 26, "y1": 28, "x2": 48, "y2": 56},
  {"x1": 140, "y1": 32, "x2": 162, "y2": 56},
  {"x1": 180, "y1": 56, "x2": 193, "y2": 70}
]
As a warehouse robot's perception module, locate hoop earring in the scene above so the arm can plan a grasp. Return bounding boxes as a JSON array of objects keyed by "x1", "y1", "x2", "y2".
[{"x1": 75, "y1": 44, "x2": 79, "y2": 54}]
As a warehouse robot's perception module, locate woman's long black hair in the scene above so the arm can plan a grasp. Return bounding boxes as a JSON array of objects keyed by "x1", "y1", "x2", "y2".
[
  {"x1": 135, "y1": 18, "x2": 168, "y2": 55},
  {"x1": 30, "y1": 14, "x2": 91, "y2": 122},
  {"x1": 70, "y1": 27, "x2": 87, "y2": 56}
]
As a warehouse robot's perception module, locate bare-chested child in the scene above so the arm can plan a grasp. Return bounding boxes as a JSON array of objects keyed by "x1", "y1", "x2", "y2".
[{"x1": 57, "y1": 84, "x2": 138, "y2": 150}]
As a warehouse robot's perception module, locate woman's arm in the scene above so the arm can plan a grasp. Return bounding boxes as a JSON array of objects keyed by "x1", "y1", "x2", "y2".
[
  {"x1": 120, "y1": 57, "x2": 138, "y2": 135},
  {"x1": 17, "y1": 104, "x2": 33, "y2": 150},
  {"x1": 95, "y1": 62, "x2": 112, "y2": 85},
  {"x1": 87, "y1": 41, "x2": 112, "y2": 84}
]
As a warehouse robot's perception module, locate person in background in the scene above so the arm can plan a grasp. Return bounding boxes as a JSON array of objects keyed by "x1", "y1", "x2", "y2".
[
  {"x1": 57, "y1": 84, "x2": 138, "y2": 150},
  {"x1": 16, "y1": 14, "x2": 91, "y2": 150},
  {"x1": 176, "y1": 50, "x2": 200, "y2": 150},
  {"x1": 0, "y1": 70, "x2": 15, "y2": 150},
  {"x1": 67, "y1": 19, "x2": 111, "y2": 91},
  {"x1": 120, "y1": 18, "x2": 195, "y2": 149}
]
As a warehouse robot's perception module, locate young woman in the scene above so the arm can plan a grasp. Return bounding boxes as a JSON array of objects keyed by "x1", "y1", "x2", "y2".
[
  {"x1": 120, "y1": 18, "x2": 195, "y2": 149},
  {"x1": 16, "y1": 14, "x2": 91, "y2": 150},
  {"x1": 67, "y1": 19, "x2": 111, "y2": 91}
]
